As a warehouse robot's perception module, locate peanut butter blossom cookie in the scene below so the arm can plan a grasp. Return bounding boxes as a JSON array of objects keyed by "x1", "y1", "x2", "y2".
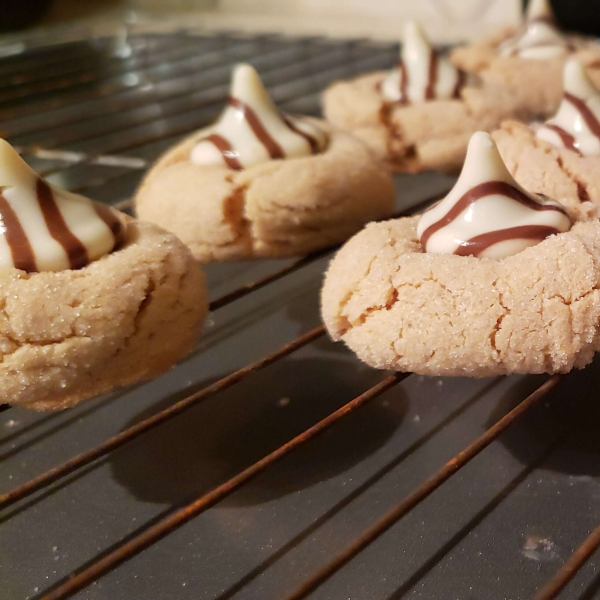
[
  {"x1": 494, "y1": 59, "x2": 600, "y2": 220},
  {"x1": 451, "y1": 0, "x2": 600, "y2": 119},
  {"x1": 322, "y1": 21, "x2": 535, "y2": 174},
  {"x1": 0, "y1": 140, "x2": 207, "y2": 410},
  {"x1": 135, "y1": 64, "x2": 394, "y2": 262},
  {"x1": 322, "y1": 132, "x2": 600, "y2": 377}
]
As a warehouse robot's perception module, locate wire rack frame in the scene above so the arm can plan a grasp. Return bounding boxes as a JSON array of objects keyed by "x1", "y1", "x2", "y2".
[{"x1": 0, "y1": 28, "x2": 598, "y2": 600}]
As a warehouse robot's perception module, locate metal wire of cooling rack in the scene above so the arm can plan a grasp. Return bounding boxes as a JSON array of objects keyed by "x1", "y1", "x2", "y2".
[{"x1": 1, "y1": 27, "x2": 600, "y2": 600}]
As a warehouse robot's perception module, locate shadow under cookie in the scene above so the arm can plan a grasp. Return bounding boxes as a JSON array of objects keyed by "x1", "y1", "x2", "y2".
[
  {"x1": 109, "y1": 356, "x2": 407, "y2": 507},
  {"x1": 486, "y1": 356, "x2": 600, "y2": 478}
]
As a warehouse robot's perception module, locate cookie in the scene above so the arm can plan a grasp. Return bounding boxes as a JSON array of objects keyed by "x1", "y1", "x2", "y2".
[
  {"x1": 322, "y1": 132, "x2": 600, "y2": 377},
  {"x1": 135, "y1": 64, "x2": 394, "y2": 262},
  {"x1": 322, "y1": 21, "x2": 534, "y2": 174},
  {"x1": 0, "y1": 140, "x2": 207, "y2": 410},
  {"x1": 493, "y1": 59, "x2": 600, "y2": 220},
  {"x1": 451, "y1": 0, "x2": 600, "y2": 118}
]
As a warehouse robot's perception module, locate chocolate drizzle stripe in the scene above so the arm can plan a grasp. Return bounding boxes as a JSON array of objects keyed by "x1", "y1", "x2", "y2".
[
  {"x1": 399, "y1": 60, "x2": 408, "y2": 103},
  {"x1": 541, "y1": 123, "x2": 581, "y2": 154},
  {"x1": 420, "y1": 180, "x2": 567, "y2": 250},
  {"x1": 94, "y1": 203, "x2": 126, "y2": 250},
  {"x1": 527, "y1": 15, "x2": 557, "y2": 26},
  {"x1": 452, "y1": 69, "x2": 466, "y2": 99},
  {"x1": 454, "y1": 224, "x2": 561, "y2": 257},
  {"x1": 564, "y1": 92, "x2": 600, "y2": 143},
  {"x1": 228, "y1": 96, "x2": 285, "y2": 159},
  {"x1": 282, "y1": 114, "x2": 320, "y2": 153},
  {"x1": 425, "y1": 50, "x2": 438, "y2": 100},
  {"x1": 36, "y1": 178, "x2": 89, "y2": 270},
  {"x1": 0, "y1": 193, "x2": 37, "y2": 272},
  {"x1": 203, "y1": 133, "x2": 243, "y2": 170}
]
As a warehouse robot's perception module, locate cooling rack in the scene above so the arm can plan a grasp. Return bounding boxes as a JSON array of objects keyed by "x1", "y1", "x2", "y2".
[{"x1": 1, "y1": 26, "x2": 600, "y2": 600}]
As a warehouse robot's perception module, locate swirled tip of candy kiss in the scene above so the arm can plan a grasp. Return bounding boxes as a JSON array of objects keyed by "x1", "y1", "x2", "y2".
[
  {"x1": 189, "y1": 63, "x2": 327, "y2": 170},
  {"x1": 537, "y1": 59, "x2": 600, "y2": 156},
  {"x1": 416, "y1": 132, "x2": 572, "y2": 259},
  {"x1": 526, "y1": 0, "x2": 556, "y2": 24},
  {"x1": 0, "y1": 139, "x2": 124, "y2": 273},
  {"x1": 499, "y1": 0, "x2": 566, "y2": 59},
  {"x1": 380, "y1": 21, "x2": 466, "y2": 104}
]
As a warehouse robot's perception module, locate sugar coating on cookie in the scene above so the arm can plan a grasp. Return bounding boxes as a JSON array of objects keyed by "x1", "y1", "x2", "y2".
[
  {"x1": 417, "y1": 132, "x2": 571, "y2": 258},
  {"x1": 322, "y1": 217, "x2": 600, "y2": 377},
  {"x1": 537, "y1": 59, "x2": 600, "y2": 156},
  {"x1": 136, "y1": 64, "x2": 394, "y2": 261},
  {"x1": 0, "y1": 140, "x2": 208, "y2": 410},
  {"x1": 321, "y1": 131, "x2": 600, "y2": 377},
  {"x1": 190, "y1": 64, "x2": 328, "y2": 170},
  {"x1": 0, "y1": 139, "x2": 124, "y2": 272},
  {"x1": 1, "y1": 220, "x2": 207, "y2": 411}
]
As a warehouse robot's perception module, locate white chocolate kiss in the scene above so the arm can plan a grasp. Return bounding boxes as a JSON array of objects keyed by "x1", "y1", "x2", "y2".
[
  {"x1": 499, "y1": 0, "x2": 568, "y2": 59},
  {"x1": 0, "y1": 139, "x2": 123, "y2": 272},
  {"x1": 381, "y1": 21, "x2": 466, "y2": 104},
  {"x1": 190, "y1": 64, "x2": 328, "y2": 170},
  {"x1": 416, "y1": 132, "x2": 572, "y2": 259},
  {"x1": 537, "y1": 59, "x2": 600, "y2": 156}
]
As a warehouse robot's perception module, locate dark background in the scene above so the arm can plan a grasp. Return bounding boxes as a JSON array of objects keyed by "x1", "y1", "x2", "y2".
[{"x1": 545, "y1": 0, "x2": 600, "y2": 36}]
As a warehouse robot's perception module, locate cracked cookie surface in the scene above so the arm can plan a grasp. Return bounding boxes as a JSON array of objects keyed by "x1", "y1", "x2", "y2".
[
  {"x1": 493, "y1": 120, "x2": 600, "y2": 220},
  {"x1": 322, "y1": 216, "x2": 600, "y2": 377},
  {"x1": 134, "y1": 121, "x2": 394, "y2": 261},
  {"x1": 2, "y1": 219, "x2": 207, "y2": 410},
  {"x1": 322, "y1": 72, "x2": 534, "y2": 173}
]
